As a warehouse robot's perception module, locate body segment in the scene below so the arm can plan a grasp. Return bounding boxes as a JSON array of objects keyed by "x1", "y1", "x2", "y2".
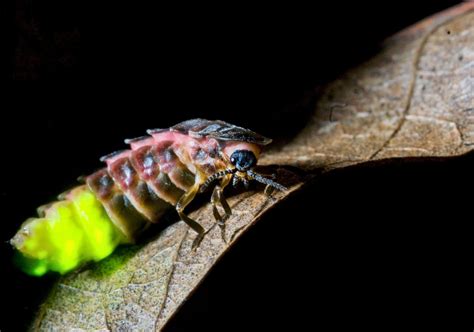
[{"x1": 11, "y1": 119, "x2": 285, "y2": 276}]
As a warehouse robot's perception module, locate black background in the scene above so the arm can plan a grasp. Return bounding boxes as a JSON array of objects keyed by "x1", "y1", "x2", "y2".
[{"x1": 7, "y1": 1, "x2": 470, "y2": 331}]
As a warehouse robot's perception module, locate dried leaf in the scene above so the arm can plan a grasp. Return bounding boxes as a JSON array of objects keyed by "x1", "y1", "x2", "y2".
[
  {"x1": 262, "y1": 3, "x2": 474, "y2": 171},
  {"x1": 33, "y1": 3, "x2": 474, "y2": 331}
]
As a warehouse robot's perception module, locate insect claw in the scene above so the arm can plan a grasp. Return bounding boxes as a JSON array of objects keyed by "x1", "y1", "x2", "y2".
[
  {"x1": 229, "y1": 225, "x2": 246, "y2": 243},
  {"x1": 217, "y1": 221, "x2": 228, "y2": 244},
  {"x1": 191, "y1": 234, "x2": 205, "y2": 251}
]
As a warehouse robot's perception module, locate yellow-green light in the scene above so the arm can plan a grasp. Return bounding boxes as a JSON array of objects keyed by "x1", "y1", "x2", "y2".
[{"x1": 11, "y1": 186, "x2": 125, "y2": 276}]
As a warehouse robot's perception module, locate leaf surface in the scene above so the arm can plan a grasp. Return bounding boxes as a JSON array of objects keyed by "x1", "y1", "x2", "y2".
[{"x1": 262, "y1": 3, "x2": 474, "y2": 170}]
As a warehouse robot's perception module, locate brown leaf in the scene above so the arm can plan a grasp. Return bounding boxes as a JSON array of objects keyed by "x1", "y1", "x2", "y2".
[
  {"x1": 262, "y1": 2, "x2": 474, "y2": 170},
  {"x1": 32, "y1": 3, "x2": 474, "y2": 331}
]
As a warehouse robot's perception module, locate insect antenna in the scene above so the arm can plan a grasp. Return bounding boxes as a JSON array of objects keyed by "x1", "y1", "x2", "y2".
[
  {"x1": 247, "y1": 170, "x2": 288, "y2": 191},
  {"x1": 200, "y1": 168, "x2": 236, "y2": 192}
]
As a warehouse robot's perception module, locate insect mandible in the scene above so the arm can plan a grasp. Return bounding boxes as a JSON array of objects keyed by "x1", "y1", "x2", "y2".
[{"x1": 10, "y1": 119, "x2": 286, "y2": 276}]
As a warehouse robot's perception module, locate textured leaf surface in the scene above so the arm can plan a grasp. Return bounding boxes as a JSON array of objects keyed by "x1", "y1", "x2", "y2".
[
  {"x1": 33, "y1": 3, "x2": 474, "y2": 331},
  {"x1": 262, "y1": 3, "x2": 474, "y2": 170}
]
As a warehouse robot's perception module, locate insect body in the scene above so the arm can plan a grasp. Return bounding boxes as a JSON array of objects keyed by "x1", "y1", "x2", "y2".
[{"x1": 11, "y1": 119, "x2": 286, "y2": 276}]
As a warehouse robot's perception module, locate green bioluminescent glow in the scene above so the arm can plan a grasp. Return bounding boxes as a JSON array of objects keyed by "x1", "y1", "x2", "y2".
[{"x1": 11, "y1": 186, "x2": 125, "y2": 276}]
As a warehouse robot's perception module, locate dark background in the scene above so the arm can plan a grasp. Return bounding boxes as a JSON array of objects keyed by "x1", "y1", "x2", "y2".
[{"x1": 7, "y1": 1, "x2": 470, "y2": 331}]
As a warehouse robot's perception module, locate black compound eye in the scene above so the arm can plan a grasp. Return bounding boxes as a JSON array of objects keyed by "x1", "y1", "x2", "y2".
[{"x1": 229, "y1": 150, "x2": 256, "y2": 171}]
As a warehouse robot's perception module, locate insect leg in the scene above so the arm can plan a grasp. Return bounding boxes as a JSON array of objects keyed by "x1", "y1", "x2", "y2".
[
  {"x1": 176, "y1": 183, "x2": 206, "y2": 250},
  {"x1": 264, "y1": 184, "x2": 275, "y2": 196},
  {"x1": 259, "y1": 172, "x2": 278, "y2": 198},
  {"x1": 210, "y1": 174, "x2": 232, "y2": 243}
]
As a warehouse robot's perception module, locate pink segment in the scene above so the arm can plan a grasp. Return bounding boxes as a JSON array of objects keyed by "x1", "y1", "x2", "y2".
[
  {"x1": 129, "y1": 137, "x2": 155, "y2": 150},
  {"x1": 223, "y1": 142, "x2": 262, "y2": 160},
  {"x1": 104, "y1": 151, "x2": 131, "y2": 165}
]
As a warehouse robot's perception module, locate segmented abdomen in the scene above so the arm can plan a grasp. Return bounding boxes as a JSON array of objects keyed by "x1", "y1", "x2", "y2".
[
  {"x1": 87, "y1": 132, "x2": 211, "y2": 241},
  {"x1": 11, "y1": 122, "x2": 228, "y2": 276}
]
